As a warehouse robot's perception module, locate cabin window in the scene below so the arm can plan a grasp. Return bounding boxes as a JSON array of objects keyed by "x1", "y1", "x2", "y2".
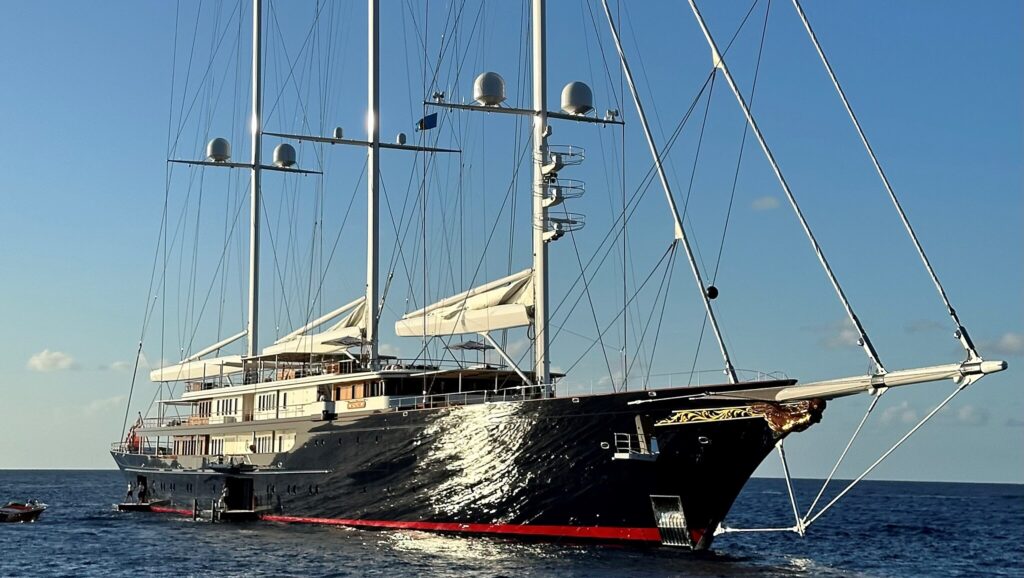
[
  {"x1": 254, "y1": 435, "x2": 273, "y2": 454},
  {"x1": 257, "y1": 393, "x2": 277, "y2": 412},
  {"x1": 196, "y1": 400, "x2": 211, "y2": 417},
  {"x1": 215, "y1": 398, "x2": 238, "y2": 416}
]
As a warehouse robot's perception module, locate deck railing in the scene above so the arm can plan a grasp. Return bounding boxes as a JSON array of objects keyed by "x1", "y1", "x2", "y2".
[{"x1": 389, "y1": 384, "x2": 547, "y2": 411}]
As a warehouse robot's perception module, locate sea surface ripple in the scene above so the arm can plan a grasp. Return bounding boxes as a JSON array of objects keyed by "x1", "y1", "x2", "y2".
[{"x1": 0, "y1": 471, "x2": 1021, "y2": 577}]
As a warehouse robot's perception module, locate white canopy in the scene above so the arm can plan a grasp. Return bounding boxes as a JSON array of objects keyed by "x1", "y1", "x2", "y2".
[
  {"x1": 262, "y1": 297, "x2": 367, "y2": 356},
  {"x1": 149, "y1": 355, "x2": 243, "y2": 383},
  {"x1": 149, "y1": 330, "x2": 246, "y2": 383},
  {"x1": 395, "y1": 269, "x2": 534, "y2": 337}
]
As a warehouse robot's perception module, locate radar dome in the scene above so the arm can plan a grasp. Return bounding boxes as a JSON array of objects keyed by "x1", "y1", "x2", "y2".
[
  {"x1": 561, "y1": 81, "x2": 594, "y2": 115},
  {"x1": 273, "y1": 143, "x2": 296, "y2": 168},
  {"x1": 473, "y1": 72, "x2": 506, "y2": 106},
  {"x1": 206, "y1": 137, "x2": 231, "y2": 162},
  {"x1": 333, "y1": 127, "x2": 344, "y2": 139}
]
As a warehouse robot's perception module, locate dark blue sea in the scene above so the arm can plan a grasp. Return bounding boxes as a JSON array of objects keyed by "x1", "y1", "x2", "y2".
[{"x1": 0, "y1": 471, "x2": 1020, "y2": 577}]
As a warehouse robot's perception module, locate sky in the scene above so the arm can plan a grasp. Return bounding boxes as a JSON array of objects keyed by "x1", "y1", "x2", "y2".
[{"x1": 0, "y1": 1, "x2": 1020, "y2": 483}]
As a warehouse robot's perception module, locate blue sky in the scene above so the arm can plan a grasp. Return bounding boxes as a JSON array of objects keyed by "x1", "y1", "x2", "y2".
[{"x1": 0, "y1": 1, "x2": 1020, "y2": 483}]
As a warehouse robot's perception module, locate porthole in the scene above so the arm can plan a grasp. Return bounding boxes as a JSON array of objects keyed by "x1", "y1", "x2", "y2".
[
  {"x1": 600, "y1": 441, "x2": 610, "y2": 450},
  {"x1": 698, "y1": 436, "x2": 710, "y2": 445}
]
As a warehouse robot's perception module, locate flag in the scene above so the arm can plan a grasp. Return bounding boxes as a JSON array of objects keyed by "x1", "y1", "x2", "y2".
[{"x1": 416, "y1": 113, "x2": 438, "y2": 131}]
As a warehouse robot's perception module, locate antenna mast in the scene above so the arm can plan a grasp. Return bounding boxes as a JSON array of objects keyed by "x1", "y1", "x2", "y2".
[
  {"x1": 532, "y1": 0, "x2": 552, "y2": 395},
  {"x1": 366, "y1": 0, "x2": 381, "y2": 369},
  {"x1": 247, "y1": 0, "x2": 263, "y2": 357}
]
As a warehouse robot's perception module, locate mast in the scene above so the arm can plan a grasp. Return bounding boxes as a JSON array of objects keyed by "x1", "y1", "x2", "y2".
[
  {"x1": 366, "y1": 0, "x2": 381, "y2": 369},
  {"x1": 247, "y1": 0, "x2": 263, "y2": 358},
  {"x1": 531, "y1": 0, "x2": 552, "y2": 394}
]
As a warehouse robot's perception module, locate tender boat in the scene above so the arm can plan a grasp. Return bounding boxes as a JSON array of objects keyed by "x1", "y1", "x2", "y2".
[{"x1": 0, "y1": 500, "x2": 47, "y2": 523}]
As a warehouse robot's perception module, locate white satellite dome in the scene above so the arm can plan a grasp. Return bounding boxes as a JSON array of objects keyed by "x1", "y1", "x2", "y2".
[
  {"x1": 473, "y1": 72, "x2": 506, "y2": 106},
  {"x1": 206, "y1": 137, "x2": 231, "y2": 162},
  {"x1": 561, "y1": 81, "x2": 594, "y2": 115},
  {"x1": 273, "y1": 143, "x2": 296, "y2": 168}
]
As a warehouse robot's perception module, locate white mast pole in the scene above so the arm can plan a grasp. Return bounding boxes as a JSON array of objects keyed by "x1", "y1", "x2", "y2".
[
  {"x1": 247, "y1": 0, "x2": 262, "y2": 358},
  {"x1": 366, "y1": 0, "x2": 381, "y2": 369},
  {"x1": 688, "y1": 0, "x2": 886, "y2": 373},
  {"x1": 791, "y1": 0, "x2": 979, "y2": 361},
  {"x1": 600, "y1": 0, "x2": 738, "y2": 384},
  {"x1": 532, "y1": 0, "x2": 552, "y2": 395}
]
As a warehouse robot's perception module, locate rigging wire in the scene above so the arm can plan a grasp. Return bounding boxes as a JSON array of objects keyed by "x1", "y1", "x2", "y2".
[
  {"x1": 565, "y1": 208, "x2": 617, "y2": 390},
  {"x1": 563, "y1": 243, "x2": 676, "y2": 376},
  {"x1": 687, "y1": 0, "x2": 771, "y2": 387}
]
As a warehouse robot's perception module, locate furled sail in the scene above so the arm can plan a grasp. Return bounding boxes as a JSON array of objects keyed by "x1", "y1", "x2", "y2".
[
  {"x1": 262, "y1": 297, "x2": 367, "y2": 356},
  {"x1": 395, "y1": 269, "x2": 534, "y2": 337},
  {"x1": 149, "y1": 330, "x2": 247, "y2": 382},
  {"x1": 149, "y1": 355, "x2": 243, "y2": 382}
]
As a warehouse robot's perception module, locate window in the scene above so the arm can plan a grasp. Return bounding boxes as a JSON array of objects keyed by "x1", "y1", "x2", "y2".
[
  {"x1": 257, "y1": 393, "x2": 277, "y2": 412},
  {"x1": 210, "y1": 438, "x2": 225, "y2": 455},
  {"x1": 254, "y1": 435, "x2": 273, "y2": 454},
  {"x1": 216, "y1": 398, "x2": 238, "y2": 416}
]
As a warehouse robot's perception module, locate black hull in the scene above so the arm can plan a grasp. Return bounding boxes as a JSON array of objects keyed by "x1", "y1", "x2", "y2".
[{"x1": 112, "y1": 385, "x2": 820, "y2": 550}]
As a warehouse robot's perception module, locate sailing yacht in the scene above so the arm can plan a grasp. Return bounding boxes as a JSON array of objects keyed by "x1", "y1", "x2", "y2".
[{"x1": 111, "y1": 0, "x2": 1007, "y2": 550}]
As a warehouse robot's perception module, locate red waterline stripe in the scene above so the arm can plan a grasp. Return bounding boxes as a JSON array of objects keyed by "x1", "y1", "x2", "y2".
[
  {"x1": 261, "y1": 515, "x2": 662, "y2": 542},
  {"x1": 150, "y1": 506, "x2": 193, "y2": 516}
]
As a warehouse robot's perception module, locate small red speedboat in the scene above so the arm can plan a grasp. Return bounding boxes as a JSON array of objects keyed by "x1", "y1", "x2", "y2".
[{"x1": 0, "y1": 500, "x2": 47, "y2": 523}]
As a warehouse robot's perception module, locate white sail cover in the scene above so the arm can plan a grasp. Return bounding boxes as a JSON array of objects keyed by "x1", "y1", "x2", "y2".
[
  {"x1": 262, "y1": 297, "x2": 367, "y2": 356},
  {"x1": 395, "y1": 269, "x2": 534, "y2": 337},
  {"x1": 149, "y1": 330, "x2": 246, "y2": 382},
  {"x1": 149, "y1": 355, "x2": 243, "y2": 383}
]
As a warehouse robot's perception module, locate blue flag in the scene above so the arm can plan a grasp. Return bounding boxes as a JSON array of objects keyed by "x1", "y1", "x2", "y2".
[{"x1": 416, "y1": 113, "x2": 438, "y2": 131}]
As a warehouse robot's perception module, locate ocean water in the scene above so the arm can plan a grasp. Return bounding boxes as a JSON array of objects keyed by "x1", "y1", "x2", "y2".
[{"x1": 0, "y1": 471, "x2": 1020, "y2": 577}]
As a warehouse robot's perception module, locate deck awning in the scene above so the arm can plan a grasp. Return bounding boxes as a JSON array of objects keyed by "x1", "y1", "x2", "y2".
[
  {"x1": 263, "y1": 297, "x2": 367, "y2": 356},
  {"x1": 149, "y1": 355, "x2": 243, "y2": 383},
  {"x1": 395, "y1": 269, "x2": 534, "y2": 337}
]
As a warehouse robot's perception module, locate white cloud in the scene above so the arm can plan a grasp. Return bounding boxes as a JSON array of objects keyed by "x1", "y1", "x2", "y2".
[
  {"x1": 935, "y1": 403, "x2": 991, "y2": 427},
  {"x1": 987, "y1": 332, "x2": 1024, "y2": 356},
  {"x1": 504, "y1": 338, "x2": 530, "y2": 360},
  {"x1": 904, "y1": 319, "x2": 945, "y2": 334},
  {"x1": 751, "y1": 195, "x2": 780, "y2": 211},
  {"x1": 880, "y1": 400, "x2": 919, "y2": 425},
  {"x1": 108, "y1": 361, "x2": 132, "y2": 372},
  {"x1": 814, "y1": 319, "x2": 859, "y2": 350},
  {"x1": 379, "y1": 343, "x2": 401, "y2": 357},
  {"x1": 951, "y1": 404, "x2": 990, "y2": 427},
  {"x1": 26, "y1": 349, "x2": 77, "y2": 372},
  {"x1": 83, "y1": 395, "x2": 126, "y2": 416}
]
